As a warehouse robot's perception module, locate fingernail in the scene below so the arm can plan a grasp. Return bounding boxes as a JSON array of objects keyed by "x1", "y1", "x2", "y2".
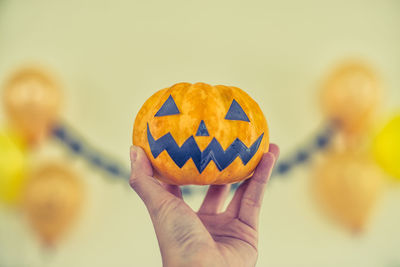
[{"x1": 130, "y1": 146, "x2": 137, "y2": 163}]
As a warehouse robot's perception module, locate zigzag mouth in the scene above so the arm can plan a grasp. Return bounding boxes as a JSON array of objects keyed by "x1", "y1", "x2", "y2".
[{"x1": 147, "y1": 123, "x2": 264, "y2": 173}]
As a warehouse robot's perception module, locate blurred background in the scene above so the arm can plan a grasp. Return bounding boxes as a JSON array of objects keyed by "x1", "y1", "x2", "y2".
[{"x1": 0, "y1": 1, "x2": 400, "y2": 266}]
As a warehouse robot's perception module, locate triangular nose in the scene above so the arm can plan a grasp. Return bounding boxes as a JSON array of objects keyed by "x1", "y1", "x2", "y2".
[{"x1": 196, "y1": 120, "x2": 209, "y2": 136}]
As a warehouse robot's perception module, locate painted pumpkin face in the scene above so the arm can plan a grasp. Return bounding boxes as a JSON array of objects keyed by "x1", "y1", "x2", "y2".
[{"x1": 133, "y1": 82, "x2": 269, "y2": 185}]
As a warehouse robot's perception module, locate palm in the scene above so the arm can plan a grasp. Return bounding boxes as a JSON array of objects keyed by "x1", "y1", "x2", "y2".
[
  {"x1": 199, "y1": 211, "x2": 259, "y2": 266},
  {"x1": 129, "y1": 144, "x2": 279, "y2": 267}
]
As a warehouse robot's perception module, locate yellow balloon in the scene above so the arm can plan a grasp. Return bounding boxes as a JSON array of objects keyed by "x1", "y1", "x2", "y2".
[
  {"x1": 2, "y1": 66, "x2": 62, "y2": 145},
  {"x1": 372, "y1": 114, "x2": 400, "y2": 180},
  {"x1": 320, "y1": 60, "x2": 381, "y2": 134},
  {"x1": 0, "y1": 129, "x2": 27, "y2": 205},
  {"x1": 312, "y1": 151, "x2": 384, "y2": 233},
  {"x1": 23, "y1": 163, "x2": 84, "y2": 247}
]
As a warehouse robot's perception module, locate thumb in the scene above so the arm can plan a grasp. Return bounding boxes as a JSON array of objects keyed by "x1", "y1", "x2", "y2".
[
  {"x1": 129, "y1": 146, "x2": 175, "y2": 215},
  {"x1": 130, "y1": 145, "x2": 154, "y2": 179}
]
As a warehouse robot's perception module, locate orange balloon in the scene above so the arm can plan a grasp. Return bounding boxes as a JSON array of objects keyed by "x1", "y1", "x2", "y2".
[
  {"x1": 23, "y1": 163, "x2": 83, "y2": 246},
  {"x1": 312, "y1": 151, "x2": 384, "y2": 233},
  {"x1": 2, "y1": 66, "x2": 62, "y2": 145},
  {"x1": 320, "y1": 61, "x2": 381, "y2": 134}
]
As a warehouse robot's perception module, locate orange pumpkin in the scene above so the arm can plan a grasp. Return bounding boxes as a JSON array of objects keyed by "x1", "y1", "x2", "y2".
[{"x1": 133, "y1": 82, "x2": 269, "y2": 185}]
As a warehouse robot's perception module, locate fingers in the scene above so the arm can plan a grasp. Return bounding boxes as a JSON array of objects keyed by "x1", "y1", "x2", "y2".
[
  {"x1": 268, "y1": 143, "x2": 280, "y2": 161},
  {"x1": 198, "y1": 184, "x2": 231, "y2": 215},
  {"x1": 130, "y1": 146, "x2": 154, "y2": 177},
  {"x1": 224, "y1": 180, "x2": 249, "y2": 216},
  {"x1": 237, "y1": 150, "x2": 277, "y2": 229},
  {"x1": 129, "y1": 146, "x2": 178, "y2": 214},
  {"x1": 225, "y1": 143, "x2": 279, "y2": 218}
]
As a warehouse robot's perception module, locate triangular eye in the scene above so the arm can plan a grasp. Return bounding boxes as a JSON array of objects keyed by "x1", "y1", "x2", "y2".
[
  {"x1": 155, "y1": 95, "x2": 180, "y2": 117},
  {"x1": 225, "y1": 99, "x2": 250, "y2": 122}
]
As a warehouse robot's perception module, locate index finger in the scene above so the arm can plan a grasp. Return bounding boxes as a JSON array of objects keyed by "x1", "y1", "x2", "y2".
[{"x1": 129, "y1": 146, "x2": 179, "y2": 215}]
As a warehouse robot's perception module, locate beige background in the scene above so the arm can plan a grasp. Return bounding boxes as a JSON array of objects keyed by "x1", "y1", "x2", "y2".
[{"x1": 0, "y1": 1, "x2": 400, "y2": 266}]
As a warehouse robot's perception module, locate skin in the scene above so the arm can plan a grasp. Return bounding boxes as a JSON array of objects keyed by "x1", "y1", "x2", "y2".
[{"x1": 129, "y1": 144, "x2": 279, "y2": 267}]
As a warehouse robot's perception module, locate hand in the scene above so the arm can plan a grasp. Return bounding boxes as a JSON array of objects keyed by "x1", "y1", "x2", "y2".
[{"x1": 129, "y1": 144, "x2": 279, "y2": 267}]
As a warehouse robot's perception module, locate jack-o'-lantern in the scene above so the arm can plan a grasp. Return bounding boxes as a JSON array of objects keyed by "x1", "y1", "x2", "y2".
[{"x1": 133, "y1": 82, "x2": 269, "y2": 185}]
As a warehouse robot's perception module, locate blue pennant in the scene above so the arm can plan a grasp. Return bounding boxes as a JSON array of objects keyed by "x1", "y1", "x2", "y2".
[
  {"x1": 225, "y1": 99, "x2": 250, "y2": 122},
  {"x1": 147, "y1": 123, "x2": 263, "y2": 173},
  {"x1": 196, "y1": 120, "x2": 209, "y2": 136},
  {"x1": 155, "y1": 95, "x2": 180, "y2": 117}
]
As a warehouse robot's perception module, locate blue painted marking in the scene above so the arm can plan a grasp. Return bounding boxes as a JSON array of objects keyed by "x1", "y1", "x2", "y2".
[
  {"x1": 196, "y1": 120, "x2": 209, "y2": 136},
  {"x1": 225, "y1": 99, "x2": 250, "y2": 122},
  {"x1": 147, "y1": 123, "x2": 263, "y2": 173},
  {"x1": 155, "y1": 95, "x2": 180, "y2": 117}
]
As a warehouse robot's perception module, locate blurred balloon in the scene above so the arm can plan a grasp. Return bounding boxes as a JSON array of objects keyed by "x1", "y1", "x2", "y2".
[
  {"x1": 312, "y1": 151, "x2": 384, "y2": 233},
  {"x1": 0, "y1": 129, "x2": 27, "y2": 205},
  {"x1": 23, "y1": 163, "x2": 83, "y2": 247},
  {"x1": 321, "y1": 61, "x2": 381, "y2": 134},
  {"x1": 372, "y1": 114, "x2": 400, "y2": 180},
  {"x1": 2, "y1": 66, "x2": 62, "y2": 145}
]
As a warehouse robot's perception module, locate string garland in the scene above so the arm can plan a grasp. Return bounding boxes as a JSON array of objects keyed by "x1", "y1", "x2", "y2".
[
  {"x1": 52, "y1": 123, "x2": 131, "y2": 180},
  {"x1": 52, "y1": 121, "x2": 336, "y2": 195}
]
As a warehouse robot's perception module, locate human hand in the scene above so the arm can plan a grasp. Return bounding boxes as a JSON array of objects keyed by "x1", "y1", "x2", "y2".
[{"x1": 129, "y1": 144, "x2": 279, "y2": 267}]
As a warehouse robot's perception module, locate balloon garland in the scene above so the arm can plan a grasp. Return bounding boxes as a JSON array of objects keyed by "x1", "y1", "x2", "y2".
[
  {"x1": 1, "y1": 66, "x2": 83, "y2": 247},
  {"x1": 52, "y1": 122, "x2": 131, "y2": 180},
  {"x1": 273, "y1": 122, "x2": 336, "y2": 176},
  {"x1": 0, "y1": 60, "x2": 399, "y2": 248}
]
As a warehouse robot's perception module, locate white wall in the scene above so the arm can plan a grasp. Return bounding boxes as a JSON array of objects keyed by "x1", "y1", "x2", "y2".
[{"x1": 0, "y1": 1, "x2": 399, "y2": 266}]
